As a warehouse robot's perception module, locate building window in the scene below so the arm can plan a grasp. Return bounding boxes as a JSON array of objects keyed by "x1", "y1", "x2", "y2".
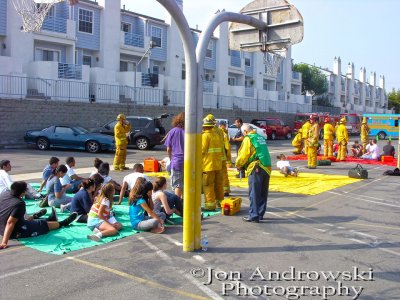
[
  {"x1": 120, "y1": 61, "x2": 136, "y2": 72},
  {"x1": 182, "y1": 64, "x2": 186, "y2": 80},
  {"x1": 83, "y1": 55, "x2": 92, "y2": 67},
  {"x1": 35, "y1": 48, "x2": 60, "y2": 62},
  {"x1": 206, "y1": 40, "x2": 213, "y2": 58},
  {"x1": 78, "y1": 9, "x2": 93, "y2": 34},
  {"x1": 121, "y1": 22, "x2": 131, "y2": 33},
  {"x1": 245, "y1": 58, "x2": 251, "y2": 67},
  {"x1": 228, "y1": 77, "x2": 236, "y2": 86},
  {"x1": 151, "y1": 26, "x2": 162, "y2": 47},
  {"x1": 152, "y1": 65, "x2": 159, "y2": 74}
]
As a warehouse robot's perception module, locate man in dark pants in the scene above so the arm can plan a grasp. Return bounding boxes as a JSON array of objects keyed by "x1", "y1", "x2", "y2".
[
  {"x1": 236, "y1": 124, "x2": 271, "y2": 223},
  {"x1": 230, "y1": 118, "x2": 245, "y2": 178}
]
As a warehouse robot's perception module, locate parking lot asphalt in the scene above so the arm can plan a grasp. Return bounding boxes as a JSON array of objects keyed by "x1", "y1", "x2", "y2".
[{"x1": 0, "y1": 139, "x2": 399, "y2": 300}]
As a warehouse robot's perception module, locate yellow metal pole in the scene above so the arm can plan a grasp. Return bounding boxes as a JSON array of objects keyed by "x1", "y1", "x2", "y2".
[
  {"x1": 194, "y1": 134, "x2": 202, "y2": 249},
  {"x1": 183, "y1": 134, "x2": 197, "y2": 251}
]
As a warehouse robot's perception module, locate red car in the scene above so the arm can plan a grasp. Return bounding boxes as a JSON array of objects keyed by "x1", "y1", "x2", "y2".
[{"x1": 250, "y1": 118, "x2": 292, "y2": 140}]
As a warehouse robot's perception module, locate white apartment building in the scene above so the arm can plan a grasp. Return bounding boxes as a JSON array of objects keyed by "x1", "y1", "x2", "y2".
[
  {"x1": 317, "y1": 57, "x2": 390, "y2": 114},
  {"x1": 0, "y1": 0, "x2": 389, "y2": 114}
]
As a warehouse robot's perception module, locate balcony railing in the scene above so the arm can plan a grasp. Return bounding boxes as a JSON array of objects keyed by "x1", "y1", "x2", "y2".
[
  {"x1": 124, "y1": 32, "x2": 144, "y2": 48},
  {"x1": 245, "y1": 87, "x2": 254, "y2": 97},
  {"x1": 203, "y1": 80, "x2": 213, "y2": 93},
  {"x1": 58, "y1": 63, "x2": 82, "y2": 80},
  {"x1": 42, "y1": 16, "x2": 67, "y2": 33},
  {"x1": 230, "y1": 54, "x2": 241, "y2": 68},
  {"x1": 0, "y1": 74, "x2": 333, "y2": 114}
]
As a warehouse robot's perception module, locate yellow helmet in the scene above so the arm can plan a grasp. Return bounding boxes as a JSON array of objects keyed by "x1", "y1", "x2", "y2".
[
  {"x1": 206, "y1": 114, "x2": 216, "y2": 123},
  {"x1": 298, "y1": 129, "x2": 302, "y2": 133},
  {"x1": 203, "y1": 116, "x2": 215, "y2": 127},
  {"x1": 116, "y1": 113, "x2": 126, "y2": 120},
  {"x1": 340, "y1": 117, "x2": 347, "y2": 124}
]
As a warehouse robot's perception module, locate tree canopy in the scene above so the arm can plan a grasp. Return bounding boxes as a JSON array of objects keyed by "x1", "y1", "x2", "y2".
[
  {"x1": 388, "y1": 88, "x2": 400, "y2": 113},
  {"x1": 293, "y1": 63, "x2": 328, "y2": 96}
]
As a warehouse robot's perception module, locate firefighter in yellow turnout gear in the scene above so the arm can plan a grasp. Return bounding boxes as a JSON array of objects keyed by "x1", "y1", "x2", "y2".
[
  {"x1": 202, "y1": 116, "x2": 224, "y2": 211},
  {"x1": 113, "y1": 114, "x2": 131, "y2": 171},
  {"x1": 301, "y1": 119, "x2": 311, "y2": 155},
  {"x1": 292, "y1": 129, "x2": 303, "y2": 154},
  {"x1": 323, "y1": 117, "x2": 335, "y2": 157},
  {"x1": 360, "y1": 117, "x2": 370, "y2": 154},
  {"x1": 218, "y1": 120, "x2": 231, "y2": 196},
  {"x1": 336, "y1": 118, "x2": 349, "y2": 161},
  {"x1": 307, "y1": 115, "x2": 320, "y2": 169}
]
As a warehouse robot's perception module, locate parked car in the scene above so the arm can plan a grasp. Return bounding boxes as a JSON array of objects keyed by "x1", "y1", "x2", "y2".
[
  {"x1": 227, "y1": 123, "x2": 268, "y2": 140},
  {"x1": 24, "y1": 125, "x2": 115, "y2": 153},
  {"x1": 94, "y1": 114, "x2": 168, "y2": 150},
  {"x1": 251, "y1": 118, "x2": 292, "y2": 140}
]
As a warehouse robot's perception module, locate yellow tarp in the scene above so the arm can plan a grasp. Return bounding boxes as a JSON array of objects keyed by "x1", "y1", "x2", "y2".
[
  {"x1": 144, "y1": 170, "x2": 361, "y2": 196},
  {"x1": 228, "y1": 170, "x2": 361, "y2": 195}
]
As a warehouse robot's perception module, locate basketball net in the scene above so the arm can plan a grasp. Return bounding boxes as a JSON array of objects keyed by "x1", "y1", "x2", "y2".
[
  {"x1": 263, "y1": 49, "x2": 287, "y2": 77},
  {"x1": 10, "y1": 0, "x2": 63, "y2": 32}
]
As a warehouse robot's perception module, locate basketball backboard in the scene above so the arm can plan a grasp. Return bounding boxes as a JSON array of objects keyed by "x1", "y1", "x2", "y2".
[{"x1": 229, "y1": 0, "x2": 304, "y2": 52}]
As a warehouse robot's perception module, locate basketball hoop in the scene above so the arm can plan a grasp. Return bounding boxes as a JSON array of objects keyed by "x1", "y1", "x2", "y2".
[
  {"x1": 10, "y1": 0, "x2": 64, "y2": 32},
  {"x1": 263, "y1": 49, "x2": 287, "y2": 77}
]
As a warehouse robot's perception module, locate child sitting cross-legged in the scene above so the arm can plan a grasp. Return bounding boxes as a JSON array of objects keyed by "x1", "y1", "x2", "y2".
[
  {"x1": 86, "y1": 183, "x2": 122, "y2": 242},
  {"x1": 129, "y1": 177, "x2": 166, "y2": 234}
]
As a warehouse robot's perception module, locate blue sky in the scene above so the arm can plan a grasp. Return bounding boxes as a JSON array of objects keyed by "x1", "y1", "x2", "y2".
[{"x1": 123, "y1": 0, "x2": 399, "y2": 92}]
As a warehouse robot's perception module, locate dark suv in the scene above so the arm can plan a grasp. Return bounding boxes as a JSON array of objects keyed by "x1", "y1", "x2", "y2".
[
  {"x1": 95, "y1": 114, "x2": 168, "y2": 150},
  {"x1": 251, "y1": 118, "x2": 292, "y2": 140}
]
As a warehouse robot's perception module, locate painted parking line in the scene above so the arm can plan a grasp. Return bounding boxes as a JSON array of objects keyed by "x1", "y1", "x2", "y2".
[
  {"x1": 0, "y1": 241, "x2": 129, "y2": 280},
  {"x1": 138, "y1": 236, "x2": 223, "y2": 300},
  {"x1": 68, "y1": 256, "x2": 210, "y2": 300},
  {"x1": 286, "y1": 176, "x2": 385, "y2": 216}
]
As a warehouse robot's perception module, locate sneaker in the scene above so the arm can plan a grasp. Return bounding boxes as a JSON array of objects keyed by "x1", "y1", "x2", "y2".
[
  {"x1": 59, "y1": 212, "x2": 78, "y2": 227},
  {"x1": 87, "y1": 234, "x2": 102, "y2": 242},
  {"x1": 46, "y1": 207, "x2": 58, "y2": 222},
  {"x1": 39, "y1": 197, "x2": 49, "y2": 208},
  {"x1": 121, "y1": 166, "x2": 130, "y2": 170},
  {"x1": 93, "y1": 228, "x2": 101, "y2": 234},
  {"x1": 32, "y1": 209, "x2": 47, "y2": 219},
  {"x1": 60, "y1": 204, "x2": 69, "y2": 213}
]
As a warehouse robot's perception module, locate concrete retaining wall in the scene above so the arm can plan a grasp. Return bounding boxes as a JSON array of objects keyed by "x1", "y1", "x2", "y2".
[{"x1": 0, "y1": 98, "x2": 296, "y2": 145}]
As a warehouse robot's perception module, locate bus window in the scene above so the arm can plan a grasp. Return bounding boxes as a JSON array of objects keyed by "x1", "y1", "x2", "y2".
[{"x1": 395, "y1": 120, "x2": 399, "y2": 127}]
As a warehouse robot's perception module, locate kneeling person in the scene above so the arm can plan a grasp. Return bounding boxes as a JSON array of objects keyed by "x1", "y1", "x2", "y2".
[{"x1": 0, "y1": 181, "x2": 77, "y2": 249}]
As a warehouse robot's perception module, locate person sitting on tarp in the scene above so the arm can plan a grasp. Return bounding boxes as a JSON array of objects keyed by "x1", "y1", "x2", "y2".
[
  {"x1": 276, "y1": 154, "x2": 298, "y2": 177},
  {"x1": 291, "y1": 129, "x2": 303, "y2": 155},
  {"x1": 382, "y1": 139, "x2": 395, "y2": 157},
  {"x1": 152, "y1": 177, "x2": 183, "y2": 223},
  {"x1": 351, "y1": 141, "x2": 363, "y2": 158},
  {"x1": 0, "y1": 181, "x2": 77, "y2": 249},
  {"x1": 361, "y1": 139, "x2": 379, "y2": 160}
]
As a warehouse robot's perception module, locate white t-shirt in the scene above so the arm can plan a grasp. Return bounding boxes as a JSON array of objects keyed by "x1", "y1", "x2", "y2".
[
  {"x1": 276, "y1": 160, "x2": 290, "y2": 170},
  {"x1": 0, "y1": 170, "x2": 13, "y2": 196},
  {"x1": 123, "y1": 172, "x2": 149, "y2": 190},
  {"x1": 370, "y1": 144, "x2": 379, "y2": 159},
  {"x1": 61, "y1": 165, "x2": 76, "y2": 185}
]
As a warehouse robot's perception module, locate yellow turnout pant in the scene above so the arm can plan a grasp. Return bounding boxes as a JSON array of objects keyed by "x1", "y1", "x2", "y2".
[
  {"x1": 203, "y1": 170, "x2": 224, "y2": 211},
  {"x1": 222, "y1": 161, "x2": 230, "y2": 193},
  {"x1": 337, "y1": 142, "x2": 347, "y2": 161},
  {"x1": 302, "y1": 138, "x2": 308, "y2": 155},
  {"x1": 323, "y1": 139, "x2": 333, "y2": 157},
  {"x1": 308, "y1": 146, "x2": 318, "y2": 168},
  {"x1": 113, "y1": 144, "x2": 127, "y2": 170}
]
